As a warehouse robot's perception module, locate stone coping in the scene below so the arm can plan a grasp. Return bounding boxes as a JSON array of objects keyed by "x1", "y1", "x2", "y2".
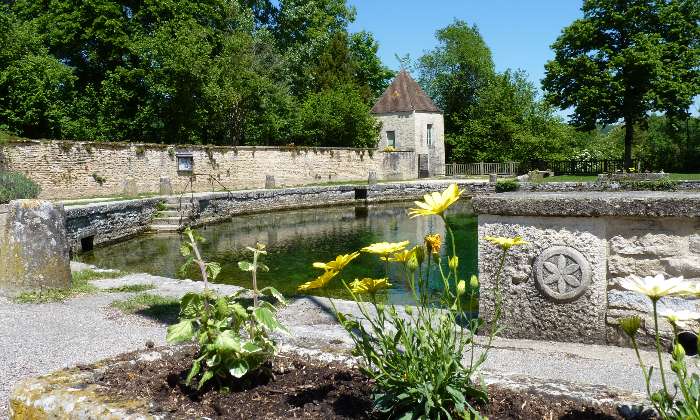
[{"x1": 472, "y1": 191, "x2": 700, "y2": 217}]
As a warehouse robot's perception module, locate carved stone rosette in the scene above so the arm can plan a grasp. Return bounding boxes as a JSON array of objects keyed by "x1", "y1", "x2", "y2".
[{"x1": 534, "y1": 246, "x2": 591, "y2": 302}]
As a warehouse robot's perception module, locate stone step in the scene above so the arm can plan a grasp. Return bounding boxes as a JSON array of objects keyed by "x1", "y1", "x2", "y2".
[
  {"x1": 149, "y1": 224, "x2": 181, "y2": 232},
  {"x1": 164, "y1": 203, "x2": 195, "y2": 211},
  {"x1": 151, "y1": 217, "x2": 184, "y2": 226},
  {"x1": 157, "y1": 210, "x2": 180, "y2": 217}
]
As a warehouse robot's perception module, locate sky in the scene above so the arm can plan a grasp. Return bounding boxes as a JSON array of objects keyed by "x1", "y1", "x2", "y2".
[{"x1": 347, "y1": 0, "x2": 584, "y2": 93}]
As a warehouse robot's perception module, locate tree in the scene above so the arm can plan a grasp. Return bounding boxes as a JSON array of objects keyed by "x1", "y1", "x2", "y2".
[
  {"x1": 417, "y1": 20, "x2": 573, "y2": 163},
  {"x1": 349, "y1": 31, "x2": 394, "y2": 100},
  {"x1": 543, "y1": 0, "x2": 700, "y2": 169}
]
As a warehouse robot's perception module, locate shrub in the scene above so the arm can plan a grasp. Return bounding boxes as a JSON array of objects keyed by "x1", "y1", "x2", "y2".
[
  {"x1": 0, "y1": 171, "x2": 40, "y2": 203},
  {"x1": 495, "y1": 178, "x2": 519, "y2": 192},
  {"x1": 167, "y1": 228, "x2": 288, "y2": 389},
  {"x1": 619, "y1": 178, "x2": 678, "y2": 191},
  {"x1": 297, "y1": 184, "x2": 525, "y2": 418}
]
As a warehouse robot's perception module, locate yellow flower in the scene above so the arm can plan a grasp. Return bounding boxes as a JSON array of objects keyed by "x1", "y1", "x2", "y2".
[
  {"x1": 313, "y1": 252, "x2": 360, "y2": 271},
  {"x1": 448, "y1": 256, "x2": 459, "y2": 270},
  {"x1": 388, "y1": 248, "x2": 415, "y2": 263},
  {"x1": 483, "y1": 235, "x2": 528, "y2": 250},
  {"x1": 297, "y1": 270, "x2": 338, "y2": 292},
  {"x1": 409, "y1": 183, "x2": 463, "y2": 217},
  {"x1": 619, "y1": 274, "x2": 690, "y2": 301},
  {"x1": 361, "y1": 240, "x2": 410, "y2": 255},
  {"x1": 424, "y1": 234, "x2": 442, "y2": 254},
  {"x1": 349, "y1": 278, "x2": 392, "y2": 294}
]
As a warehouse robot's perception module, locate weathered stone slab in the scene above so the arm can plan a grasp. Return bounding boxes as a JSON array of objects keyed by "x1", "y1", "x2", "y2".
[
  {"x1": 478, "y1": 215, "x2": 608, "y2": 344},
  {"x1": 0, "y1": 200, "x2": 71, "y2": 293}
]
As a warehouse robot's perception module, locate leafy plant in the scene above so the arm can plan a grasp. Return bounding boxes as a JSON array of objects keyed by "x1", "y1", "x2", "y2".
[
  {"x1": 166, "y1": 228, "x2": 288, "y2": 389},
  {"x1": 298, "y1": 184, "x2": 523, "y2": 418},
  {"x1": 0, "y1": 171, "x2": 40, "y2": 203},
  {"x1": 91, "y1": 172, "x2": 106, "y2": 186},
  {"x1": 495, "y1": 178, "x2": 518, "y2": 192}
]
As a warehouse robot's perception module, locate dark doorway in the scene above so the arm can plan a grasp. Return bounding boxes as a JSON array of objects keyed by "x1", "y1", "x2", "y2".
[
  {"x1": 80, "y1": 236, "x2": 94, "y2": 252},
  {"x1": 418, "y1": 154, "x2": 429, "y2": 178}
]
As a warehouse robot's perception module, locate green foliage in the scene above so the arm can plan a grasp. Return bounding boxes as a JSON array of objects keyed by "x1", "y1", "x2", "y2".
[
  {"x1": 417, "y1": 20, "x2": 574, "y2": 163},
  {"x1": 618, "y1": 178, "x2": 678, "y2": 192},
  {"x1": 0, "y1": 171, "x2": 40, "y2": 203},
  {"x1": 91, "y1": 173, "x2": 106, "y2": 186},
  {"x1": 543, "y1": 0, "x2": 700, "y2": 167},
  {"x1": 167, "y1": 228, "x2": 287, "y2": 389},
  {"x1": 1, "y1": 1, "x2": 386, "y2": 148},
  {"x1": 105, "y1": 284, "x2": 156, "y2": 293},
  {"x1": 110, "y1": 294, "x2": 180, "y2": 321},
  {"x1": 495, "y1": 178, "x2": 519, "y2": 193}
]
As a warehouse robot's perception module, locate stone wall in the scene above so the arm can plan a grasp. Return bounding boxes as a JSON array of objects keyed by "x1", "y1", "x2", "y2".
[
  {"x1": 474, "y1": 192, "x2": 700, "y2": 346},
  {"x1": 0, "y1": 140, "x2": 417, "y2": 199},
  {"x1": 64, "y1": 199, "x2": 161, "y2": 253}
]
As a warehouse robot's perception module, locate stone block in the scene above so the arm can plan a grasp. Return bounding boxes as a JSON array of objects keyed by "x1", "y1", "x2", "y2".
[
  {"x1": 0, "y1": 200, "x2": 71, "y2": 293},
  {"x1": 690, "y1": 234, "x2": 700, "y2": 254},
  {"x1": 663, "y1": 257, "x2": 700, "y2": 278},
  {"x1": 367, "y1": 171, "x2": 378, "y2": 185},
  {"x1": 637, "y1": 233, "x2": 687, "y2": 257},
  {"x1": 609, "y1": 235, "x2": 643, "y2": 256},
  {"x1": 478, "y1": 215, "x2": 608, "y2": 344},
  {"x1": 123, "y1": 178, "x2": 138, "y2": 197},
  {"x1": 159, "y1": 177, "x2": 173, "y2": 195},
  {"x1": 265, "y1": 175, "x2": 275, "y2": 189},
  {"x1": 489, "y1": 174, "x2": 498, "y2": 183}
]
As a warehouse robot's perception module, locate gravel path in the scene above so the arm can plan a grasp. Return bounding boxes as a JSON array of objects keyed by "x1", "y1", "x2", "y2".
[{"x1": 0, "y1": 263, "x2": 684, "y2": 417}]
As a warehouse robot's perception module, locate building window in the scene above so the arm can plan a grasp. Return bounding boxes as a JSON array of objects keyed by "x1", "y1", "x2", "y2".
[
  {"x1": 427, "y1": 124, "x2": 433, "y2": 146},
  {"x1": 387, "y1": 131, "x2": 396, "y2": 148}
]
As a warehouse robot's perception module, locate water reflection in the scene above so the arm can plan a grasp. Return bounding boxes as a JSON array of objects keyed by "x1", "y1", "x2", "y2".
[{"x1": 77, "y1": 201, "x2": 477, "y2": 305}]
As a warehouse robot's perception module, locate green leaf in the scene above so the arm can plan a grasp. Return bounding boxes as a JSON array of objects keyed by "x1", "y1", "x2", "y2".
[
  {"x1": 166, "y1": 319, "x2": 194, "y2": 343},
  {"x1": 238, "y1": 261, "x2": 254, "y2": 272},
  {"x1": 229, "y1": 359, "x2": 249, "y2": 378},
  {"x1": 205, "y1": 262, "x2": 221, "y2": 280},
  {"x1": 260, "y1": 286, "x2": 286, "y2": 304},
  {"x1": 258, "y1": 263, "x2": 270, "y2": 272},
  {"x1": 214, "y1": 297, "x2": 229, "y2": 318},
  {"x1": 185, "y1": 360, "x2": 201, "y2": 385},
  {"x1": 253, "y1": 306, "x2": 282, "y2": 331},
  {"x1": 214, "y1": 330, "x2": 242, "y2": 353},
  {"x1": 230, "y1": 302, "x2": 248, "y2": 319},
  {"x1": 180, "y1": 292, "x2": 202, "y2": 318},
  {"x1": 180, "y1": 243, "x2": 191, "y2": 257},
  {"x1": 241, "y1": 341, "x2": 262, "y2": 353},
  {"x1": 198, "y1": 369, "x2": 214, "y2": 389}
]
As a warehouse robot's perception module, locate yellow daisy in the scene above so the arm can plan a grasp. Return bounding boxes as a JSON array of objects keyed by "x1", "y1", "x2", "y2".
[
  {"x1": 297, "y1": 270, "x2": 338, "y2": 292},
  {"x1": 361, "y1": 240, "x2": 410, "y2": 255},
  {"x1": 409, "y1": 183, "x2": 463, "y2": 217},
  {"x1": 312, "y1": 252, "x2": 360, "y2": 271},
  {"x1": 483, "y1": 235, "x2": 528, "y2": 250},
  {"x1": 424, "y1": 234, "x2": 442, "y2": 254},
  {"x1": 349, "y1": 278, "x2": 392, "y2": 294}
]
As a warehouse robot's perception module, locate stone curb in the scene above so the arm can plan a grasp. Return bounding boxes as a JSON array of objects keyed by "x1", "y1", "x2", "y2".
[{"x1": 9, "y1": 344, "x2": 648, "y2": 419}]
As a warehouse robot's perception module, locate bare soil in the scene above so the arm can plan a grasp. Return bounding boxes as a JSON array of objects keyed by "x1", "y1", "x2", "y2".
[{"x1": 96, "y1": 346, "x2": 632, "y2": 419}]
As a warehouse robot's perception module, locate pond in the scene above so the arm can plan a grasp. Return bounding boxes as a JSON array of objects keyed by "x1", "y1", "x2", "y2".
[{"x1": 77, "y1": 201, "x2": 478, "y2": 305}]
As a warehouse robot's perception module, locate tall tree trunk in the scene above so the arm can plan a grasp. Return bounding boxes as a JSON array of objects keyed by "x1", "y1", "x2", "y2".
[{"x1": 624, "y1": 116, "x2": 634, "y2": 171}]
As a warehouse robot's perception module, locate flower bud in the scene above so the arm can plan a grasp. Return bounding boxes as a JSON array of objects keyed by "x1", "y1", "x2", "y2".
[
  {"x1": 405, "y1": 306, "x2": 413, "y2": 315},
  {"x1": 619, "y1": 316, "x2": 642, "y2": 338},
  {"x1": 407, "y1": 254, "x2": 419, "y2": 272},
  {"x1": 673, "y1": 343, "x2": 686, "y2": 361},
  {"x1": 469, "y1": 275, "x2": 479, "y2": 289},
  {"x1": 413, "y1": 246, "x2": 425, "y2": 265},
  {"x1": 448, "y1": 256, "x2": 459, "y2": 271},
  {"x1": 456, "y1": 280, "x2": 466, "y2": 296}
]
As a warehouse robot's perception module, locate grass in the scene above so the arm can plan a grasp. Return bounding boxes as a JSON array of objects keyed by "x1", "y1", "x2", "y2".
[
  {"x1": 541, "y1": 173, "x2": 700, "y2": 183},
  {"x1": 110, "y1": 293, "x2": 180, "y2": 324},
  {"x1": 668, "y1": 173, "x2": 700, "y2": 181},
  {"x1": 62, "y1": 193, "x2": 160, "y2": 206},
  {"x1": 104, "y1": 284, "x2": 156, "y2": 293},
  {"x1": 14, "y1": 269, "x2": 127, "y2": 303}
]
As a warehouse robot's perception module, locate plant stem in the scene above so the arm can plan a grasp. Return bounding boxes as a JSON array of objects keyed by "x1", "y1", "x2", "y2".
[
  {"x1": 652, "y1": 299, "x2": 670, "y2": 398},
  {"x1": 252, "y1": 250, "x2": 259, "y2": 308},
  {"x1": 485, "y1": 249, "x2": 507, "y2": 350}
]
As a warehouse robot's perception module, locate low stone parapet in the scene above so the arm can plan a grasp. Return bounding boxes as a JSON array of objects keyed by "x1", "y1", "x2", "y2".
[{"x1": 474, "y1": 191, "x2": 700, "y2": 346}]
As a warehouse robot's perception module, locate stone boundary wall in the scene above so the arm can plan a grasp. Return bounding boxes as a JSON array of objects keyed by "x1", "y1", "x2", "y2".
[
  {"x1": 0, "y1": 139, "x2": 416, "y2": 199},
  {"x1": 474, "y1": 192, "x2": 700, "y2": 347}
]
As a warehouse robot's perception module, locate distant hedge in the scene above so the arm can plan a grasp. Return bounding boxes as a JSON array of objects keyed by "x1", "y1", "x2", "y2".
[{"x1": 0, "y1": 171, "x2": 40, "y2": 203}]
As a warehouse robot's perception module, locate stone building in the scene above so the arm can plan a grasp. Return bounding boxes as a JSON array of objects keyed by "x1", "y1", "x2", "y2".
[{"x1": 371, "y1": 70, "x2": 445, "y2": 177}]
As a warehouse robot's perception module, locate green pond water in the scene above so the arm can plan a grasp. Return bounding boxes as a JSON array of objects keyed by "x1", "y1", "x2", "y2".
[{"x1": 77, "y1": 201, "x2": 478, "y2": 305}]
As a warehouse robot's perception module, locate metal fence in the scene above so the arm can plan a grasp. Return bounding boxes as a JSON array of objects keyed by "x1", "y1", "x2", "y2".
[
  {"x1": 522, "y1": 159, "x2": 632, "y2": 175},
  {"x1": 442, "y1": 162, "x2": 519, "y2": 177}
]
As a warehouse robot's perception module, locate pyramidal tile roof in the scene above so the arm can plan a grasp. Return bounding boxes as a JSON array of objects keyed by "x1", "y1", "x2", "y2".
[{"x1": 371, "y1": 70, "x2": 441, "y2": 114}]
